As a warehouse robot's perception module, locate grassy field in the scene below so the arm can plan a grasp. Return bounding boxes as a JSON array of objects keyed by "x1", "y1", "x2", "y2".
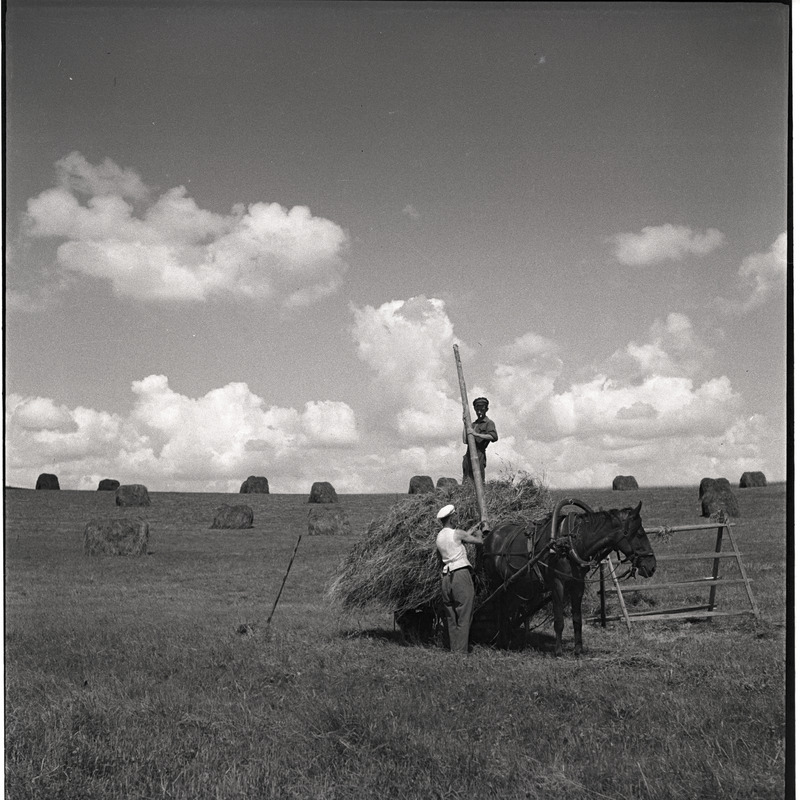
[{"x1": 5, "y1": 484, "x2": 788, "y2": 799}]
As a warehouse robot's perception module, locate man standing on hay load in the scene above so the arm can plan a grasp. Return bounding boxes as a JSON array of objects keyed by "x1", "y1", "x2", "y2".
[
  {"x1": 435, "y1": 504, "x2": 486, "y2": 653},
  {"x1": 462, "y1": 396, "x2": 497, "y2": 483}
]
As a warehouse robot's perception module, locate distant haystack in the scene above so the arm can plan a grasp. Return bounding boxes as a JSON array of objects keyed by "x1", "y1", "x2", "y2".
[
  {"x1": 97, "y1": 479, "x2": 120, "y2": 492},
  {"x1": 408, "y1": 475, "x2": 435, "y2": 494},
  {"x1": 612, "y1": 475, "x2": 639, "y2": 491},
  {"x1": 240, "y1": 476, "x2": 270, "y2": 494},
  {"x1": 211, "y1": 504, "x2": 254, "y2": 529},
  {"x1": 309, "y1": 481, "x2": 338, "y2": 503},
  {"x1": 699, "y1": 477, "x2": 716, "y2": 500},
  {"x1": 739, "y1": 471, "x2": 767, "y2": 488},
  {"x1": 115, "y1": 484, "x2": 151, "y2": 507},
  {"x1": 308, "y1": 505, "x2": 352, "y2": 536},
  {"x1": 700, "y1": 478, "x2": 740, "y2": 518},
  {"x1": 35, "y1": 473, "x2": 60, "y2": 490},
  {"x1": 84, "y1": 518, "x2": 149, "y2": 556},
  {"x1": 436, "y1": 477, "x2": 459, "y2": 490}
]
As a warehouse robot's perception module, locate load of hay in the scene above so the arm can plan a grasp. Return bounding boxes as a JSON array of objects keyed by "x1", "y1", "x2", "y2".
[
  {"x1": 116, "y1": 484, "x2": 151, "y2": 507},
  {"x1": 612, "y1": 475, "x2": 638, "y2": 490},
  {"x1": 700, "y1": 477, "x2": 740, "y2": 518},
  {"x1": 739, "y1": 471, "x2": 767, "y2": 488},
  {"x1": 408, "y1": 475, "x2": 435, "y2": 494},
  {"x1": 327, "y1": 472, "x2": 553, "y2": 617},
  {"x1": 97, "y1": 478, "x2": 120, "y2": 491},
  {"x1": 36, "y1": 473, "x2": 60, "y2": 490}
]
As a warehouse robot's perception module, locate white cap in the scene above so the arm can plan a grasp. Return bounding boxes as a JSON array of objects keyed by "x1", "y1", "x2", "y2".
[{"x1": 437, "y1": 504, "x2": 455, "y2": 520}]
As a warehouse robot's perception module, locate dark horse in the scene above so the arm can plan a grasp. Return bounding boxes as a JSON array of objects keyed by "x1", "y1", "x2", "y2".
[{"x1": 479, "y1": 501, "x2": 656, "y2": 655}]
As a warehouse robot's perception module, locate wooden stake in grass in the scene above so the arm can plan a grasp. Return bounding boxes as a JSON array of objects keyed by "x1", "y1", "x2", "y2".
[
  {"x1": 266, "y1": 534, "x2": 303, "y2": 633},
  {"x1": 453, "y1": 344, "x2": 489, "y2": 528}
]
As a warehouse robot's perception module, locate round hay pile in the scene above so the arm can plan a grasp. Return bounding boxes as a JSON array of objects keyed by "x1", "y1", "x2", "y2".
[
  {"x1": 240, "y1": 475, "x2": 270, "y2": 493},
  {"x1": 84, "y1": 518, "x2": 149, "y2": 556},
  {"x1": 408, "y1": 475, "x2": 435, "y2": 494},
  {"x1": 327, "y1": 473, "x2": 552, "y2": 616},
  {"x1": 115, "y1": 484, "x2": 151, "y2": 507},
  {"x1": 308, "y1": 505, "x2": 352, "y2": 536},
  {"x1": 309, "y1": 481, "x2": 338, "y2": 503},
  {"x1": 700, "y1": 478, "x2": 740, "y2": 518},
  {"x1": 436, "y1": 477, "x2": 459, "y2": 490},
  {"x1": 612, "y1": 475, "x2": 638, "y2": 490},
  {"x1": 739, "y1": 471, "x2": 767, "y2": 488},
  {"x1": 211, "y1": 504, "x2": 254, "y2": 529},
  {"x1": 97, "y1": 478, "x2": 120, "y2": 491},
  {"x1": 35, "y1": 473, "x2": 60, "y2": 490},
  {"x1": 698, "y1": 477, "x2": 715, "y2": 499}
]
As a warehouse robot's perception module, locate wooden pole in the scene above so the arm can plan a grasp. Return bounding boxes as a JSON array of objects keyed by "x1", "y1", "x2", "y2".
[
  {"x1": 266, "y1": 533, "x2": 303, "y2": 630},
  {"x1": 453, "y1": 344, "x2": 488, "y2": 528}
]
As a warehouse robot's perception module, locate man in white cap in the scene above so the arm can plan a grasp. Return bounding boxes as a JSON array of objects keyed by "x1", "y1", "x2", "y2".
[{"x1": 435, "y1": 504, "x2": 486, "y2": 653}]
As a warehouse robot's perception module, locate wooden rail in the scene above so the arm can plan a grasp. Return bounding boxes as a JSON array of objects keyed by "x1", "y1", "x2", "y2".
[{"x1": 591, "y1": 520, "x2": 760, "y2": 631}]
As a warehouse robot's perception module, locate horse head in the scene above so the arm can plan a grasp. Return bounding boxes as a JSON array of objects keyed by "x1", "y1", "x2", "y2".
[{"x1": 612, "y1": 501, "x2": 656, "y2": 578}]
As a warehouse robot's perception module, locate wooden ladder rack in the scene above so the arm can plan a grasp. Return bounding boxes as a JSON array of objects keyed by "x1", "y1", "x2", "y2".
[{"x1": 592, "y1": 520, "x2": 760, "y2": 631}]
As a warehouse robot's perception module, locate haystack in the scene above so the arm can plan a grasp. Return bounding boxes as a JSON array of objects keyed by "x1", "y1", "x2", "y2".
[
  {"x1": 309, "y1": 481, "x2": 338, "y2": 503},
  {"x1": 612, "y1": 475, "x2": 638, "y2": 490},
  {"x1": 700, "y1": 478, "x2": 740, "y2": 518},
  {"x1": 115, "y1": 484, "x2": 151, "y2": 507},
  {"x1": 240, "y1": 475, "x2": 270, "y2": 493},
  {"x1": 436, "y1": 477, "x2": 459, "y2": 490},
  {"x1": 739, "y1": 471, "x2": 767, "y2": 488},
  {"x1": 308, "y1": 505, "x2": 352, "y2": 536},
  {"x1": 84, "y1": 518, "x2": 149, "y2": 556},
  {"x1": 698, "y1": 477, "x2": 715, "y2": 499},
  {"x1": 408, "y1": 475, "x2": 435, "y2": 494},
  {"x1": 327, "y1": 473, "x2": 553, "y2": 617},
  {"x1": 211, "y1": 504, "x2": 254, "y2": 529},
  {"x1": 97, "y1": 479, "x2": 120, "y2": 491},
  {"x1": 35, "y1": 473, "x2": 60, "y2": 490}
]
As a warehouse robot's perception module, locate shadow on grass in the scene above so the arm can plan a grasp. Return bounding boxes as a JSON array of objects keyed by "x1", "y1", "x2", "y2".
[{"x1": 339, "y1": 627, "x2": 406, "y2": 645}]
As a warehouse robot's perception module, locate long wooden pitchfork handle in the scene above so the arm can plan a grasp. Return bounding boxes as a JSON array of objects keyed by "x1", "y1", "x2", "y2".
[
  {"x1": 266, "y1": 533, "x2": 303, "y2": 629},
  {"x1": 453, "y1": 344, "x2": 489, "y2": 528}
]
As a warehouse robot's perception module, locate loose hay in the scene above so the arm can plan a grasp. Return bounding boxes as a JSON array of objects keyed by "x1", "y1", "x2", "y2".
[
  {"x1": 211, "y1": 504, "x2": 254, "y2": 529},
  {"x1": 327, "y1": 472, "x2": 553, "y2": 616},
  {"x1": 308, "y1": 505, "x2": 352, "y2": 535},
  {"x1": 84, "y1": 518, "x2": 149, "y2": 556}
]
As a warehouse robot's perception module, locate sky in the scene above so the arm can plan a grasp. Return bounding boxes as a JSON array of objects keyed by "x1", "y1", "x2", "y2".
[{"x1": 4, "y1": 1, "x2": 789, "y2": 493}]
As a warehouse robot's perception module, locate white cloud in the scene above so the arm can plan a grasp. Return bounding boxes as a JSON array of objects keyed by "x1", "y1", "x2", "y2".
[
  {"x1": 402, "y1": 204, "x2": 420, "y2": 220},
  {"x1": 351, "y1": 296, "x2": 464, "y2": 440},
  {"x1": 719, "y1": 233, "x2": 788, "y2": 314},
  {"x1": 21, "y1": 153, "x2": 350, "y2": 306},
  {"x1": 606, "y1": 312, "x2": 714, "y2": 380},
  {"x1": 5, "y1": 377, "x2": 360, "y2": 492},
  {"x1": 613, "y1": 224, "x2": 724, "y2": 266}
]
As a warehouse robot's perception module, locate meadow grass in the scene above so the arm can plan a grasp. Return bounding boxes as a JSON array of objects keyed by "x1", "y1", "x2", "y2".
[{"x1": 5, "y1": 484, "x2": 787, "y2": 799}]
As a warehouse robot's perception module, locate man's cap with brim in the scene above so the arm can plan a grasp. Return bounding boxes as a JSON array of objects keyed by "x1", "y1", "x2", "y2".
[
  {"x1": 437, "y1": 504, "x2": 455, "y2": 520},
  {"x1": 472, "y1": 397, "x2": 489, "y2": 407}
]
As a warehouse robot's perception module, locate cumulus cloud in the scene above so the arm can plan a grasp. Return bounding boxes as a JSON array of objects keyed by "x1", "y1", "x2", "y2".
[
  {"x1": 6, "y1": 377, "x2": 360, "y2": 492},
  {"x1": 612, "y1": 224, "x2": 724, "y2": 266},
  {"x1": 21, "y1": 153, "x2": 350, "y2": 305},
  {"x1": 605, "y1": 312, "x2": 714, "y2": 381},
  {"x1": 720, "y1": 232, "x2": 788, "y2": 314},
  {"x1": 351, "y1": 296, "x2": 463, "y2": 440}
]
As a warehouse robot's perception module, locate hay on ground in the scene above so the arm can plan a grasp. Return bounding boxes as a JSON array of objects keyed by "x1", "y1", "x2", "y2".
[
  {"x1": 700, "y1": 478, "x2": 740, "y2": 519},
  {"x1": 115, "y1": 484, "x2": 151, "y2": 507},
  {"x1": 308, "y1": 506, "x2": 352, "y2": 536},
  {"x1": 211, "y1": 504, "x2": 254, "y2": 529},
  {"x1": 309, "y1": 481, "x2": 338, "y2": 503},
  {"x1": 326, "y1": 472, "x2": 553, "y2": 617},
  {"x1": 97, "y1": 478, "x2": 120, "y2": 491},
  {"x1": 612, "y1": 475, "x2": 638, "y2": 490},
  {"x1": 408, "y1": 475, "x2": 435, "y2": 494},
  {"x1": 436, "y1": 477, "x2": 459, "y2": 490},
  {"x1": 240, "y1": 475, "x2": 270, "y2": 494},
  {"x1": 36, "y1": 473, "x2": 60, "y2": 490},
  {"x1": 84, "y1": 518, "x2": 149, "y2": 556},
  {"x1": 739, "y1": 471, "x2": 767, "y2": 488}
]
